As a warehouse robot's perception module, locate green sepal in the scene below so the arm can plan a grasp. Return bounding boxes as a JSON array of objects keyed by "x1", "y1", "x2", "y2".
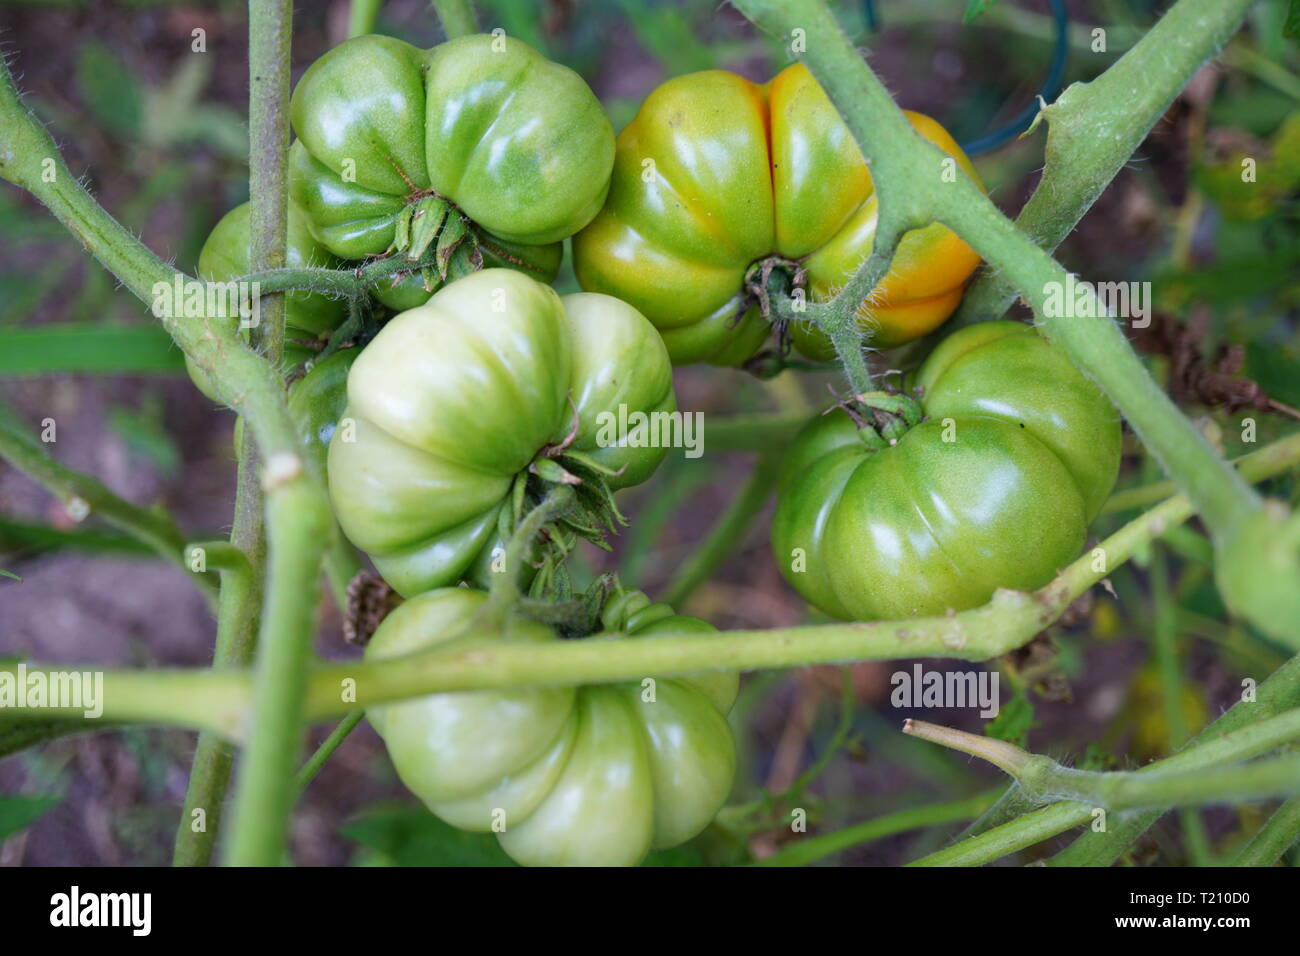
[
  {"x1": 406, "y1": 196, "x2": 449, "y2": 262},
  {"x1": 390, "y1": 202, "x2": 414, "y2": 255},
  {"x1": 436, "y1": 214, "x2": 470, "y2": 279}
]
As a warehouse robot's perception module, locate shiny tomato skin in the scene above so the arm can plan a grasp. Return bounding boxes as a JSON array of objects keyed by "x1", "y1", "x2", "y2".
[
  {"x1": 288, "y1": 32, "x2": 612, "y2": 287},
  {"x1": 573, "y1": 63, "x2": 984, "y2": 365},
  {"x1": 327, "y1": 269, "x2": 676, "y2": 597},
  {"x1": 366, "y1": 587, "x2": 738, "y2": 867},
  {"x1": 771, "y1": 322, "x2": 1122, "y2": 621}
]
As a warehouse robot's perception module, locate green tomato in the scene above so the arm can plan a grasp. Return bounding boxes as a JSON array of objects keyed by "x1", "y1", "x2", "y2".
[
  {"x1": 286, "y1": 348, "x2": 357, "y2": 477},
  {"x1": 327, "y1": 268, "x2": 676, "y2": 597},
  {"x1": 572, "y1": 64, "x2": 984, "y2": 365},
  {"x1": 186, "y1": 201, "x2": 348, "y2": 402},
  {"x1": 771, "y1": 321, "x2": 1122, "y2": 621},
  {"x1": 288, "y1": 33, "x2": 612, "y2": 299},
  {"x1": 365, "y1": 587, "x2": 738, "y2": 867}
]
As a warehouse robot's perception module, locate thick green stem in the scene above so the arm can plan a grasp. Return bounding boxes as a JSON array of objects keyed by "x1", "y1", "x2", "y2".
[
  {"x1": 1232, "y1": 795, "x2": 1300, "y2": 866},
  {"x1": 0, "y1": 402, "x2": 216, "y2": 601},
  {"x1": 226, "y1": 479, "x2": 330, "y2": 865},
  {"x1": 348, "y1": 0, "x2": 382, "y2": 38},
  {"x1": 5, "y1": 431, "x2": 1298, "y2": 733},
  {"x1": 223, "y1": 0, "x2": 327, "y2": 868},
  {"x1": 914, "y1": 652, "x2": 1300, "y2": 866},
  {"x1": 908, "y1": 714, "x2": 1300, "y2": 810},
  {"x1": 173, "y1": 536, "x2": 257, "y2": 866},
  {"x1": 431, "y1": 0, "x2": 477, "y2": 38},
  {"x1": 954, "y1": 0, "x2": 1257, "y2": 325}
]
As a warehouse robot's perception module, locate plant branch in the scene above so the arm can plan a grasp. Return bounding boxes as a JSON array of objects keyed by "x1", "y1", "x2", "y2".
[
  {"x1": 906, "y1": 713, "x2": 1300, "y2": 811},
  {"x1": 173, "y1": 536, "x2": 257, "y2": 866},
  {"x1": 432, "y1": 0, "x2": 477, "y2": 39},
  {"x1": 293, "y1": 710, "x2": 365, "y2": 796},
  {"x1": 225, "y1": 0, "x2": 328, "y2": 868},
  {"x1": 1231, "y1": 794, "x2": 1300, "y2": 866},
  {"x1": 751, "y1": 790, "x2": 998, "y2": 867},
  {"x1": 662, "y1": 448, "x2": 782, "y2": 607},
  {"x1": 913, "y1": 651, "x2": 1300, "y2": 866},
  {"x1": 349, "y1": 0, "x2": 382, "y2": 38},
  {"x1": 0, "y1": 401, "x2": 216, "y2": 601},
  {"x1": 953, "y1": 0, "x2": 1256, "y2": 325},
  {"x1": 3, "y1": 430, "x2": 1298, "y2": 734}
]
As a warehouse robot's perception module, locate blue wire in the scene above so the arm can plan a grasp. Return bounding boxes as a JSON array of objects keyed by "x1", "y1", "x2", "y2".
[{"x1": 859, "y1": 0, "x2": 1070, "y2": 156}]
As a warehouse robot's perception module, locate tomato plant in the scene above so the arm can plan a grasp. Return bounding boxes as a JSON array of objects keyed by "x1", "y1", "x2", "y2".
[
  {"x1": 366, "y1": 586, "x2": 737, "y2": 867},
  {"x1": 289, "y1": 33, "x2": 610, "y2": 307},
  {"x1": 327, "y1": 268, "x2": 676, "y2": 596},
  {"x1": 772, "y1": 322, "x2": 1122, "y2": 621},
  {"x1": 572, "y1": 63, "x2": 984, "y2": 365},
  {"x1": 2, "y1": 0, "x2": 1298, "y2": 877}
]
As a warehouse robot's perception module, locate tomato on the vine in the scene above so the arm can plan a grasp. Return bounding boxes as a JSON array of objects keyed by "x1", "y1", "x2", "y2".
[
  {"x1": 771, "y1": 321, "x2": 1122, "y2": 621},
  {"x1": 327, "y1": 268, "x2": 676, "y2": 597},
  {"x1": 288, "y1": 33, "x2": 611, "y2": 307},
  {"x1": 366, "y1": 586, "x2": 738, "y2": 867},
  {"x1": 572, "y1": 63, "x2": 984, "y2": 365},
  {"x1": 186, "y1": 201, "x2": 347, "y2": 401},
  {"x1": 287, "y1": 348, "x2": 356, "y2": 475}
]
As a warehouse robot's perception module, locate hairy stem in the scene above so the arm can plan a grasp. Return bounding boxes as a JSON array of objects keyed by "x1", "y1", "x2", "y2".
[
  {"x1": 173, "y1": 537, "x2": 257, "y2": 866},
  {"x1": 913, "y1": 652, "x2": 1300, "y2": 866},
  {"x1": 954, "y1": 0, "x2": 1257, "y2": 325}
]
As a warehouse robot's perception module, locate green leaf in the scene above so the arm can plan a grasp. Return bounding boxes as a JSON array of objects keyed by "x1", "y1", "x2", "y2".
[
  {"x1": 0, "y1": 568, "x2": 19, "y2": 581},
  {"x1": 1286, "y1": 0, "x2": 1300, "y2": 39},
  {"x1": 340, "y1": 807, "x2": 517, "y2": 867},
  {"x1": 0, "y1": 795, "x2": 60, "y2": 843},
  {"x1": 642, "y1": 844, "x2": 706, "y2": 866},
  {"x1": 75, "y1": 42, "x2": 143, "y2": 140},
  {"x1": 107, "y1": 398, "x2": 181, "y2": 479},
  {"x1": 963, "y1": 0, "x2": 1002, "y2": 25},
  {"x1": 985, "y1": 689, "x2": 1034, "y2": 746},
  {"x1": 0, "y1": 518, "x2": 153, "y2": 558},
  {"x1": 1246, "y1": 342, "x2": 1300, "y2": 410},
  {"x1": 0, "y1": 324, "x2": 185, "y2": 376}
]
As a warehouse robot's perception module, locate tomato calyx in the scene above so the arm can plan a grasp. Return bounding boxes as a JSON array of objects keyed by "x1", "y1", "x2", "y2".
[
  {"x1": 388, "y1": 194, "x2": 485, "y2": 284},
  {"x1": 833, "y1": 388, "x2": 925, "y2": 450}
]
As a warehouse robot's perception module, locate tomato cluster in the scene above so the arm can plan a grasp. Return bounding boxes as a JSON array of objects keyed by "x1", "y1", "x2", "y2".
[{"x1": 187, "y1": 33, "x2": 1123, "y2": 866}]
